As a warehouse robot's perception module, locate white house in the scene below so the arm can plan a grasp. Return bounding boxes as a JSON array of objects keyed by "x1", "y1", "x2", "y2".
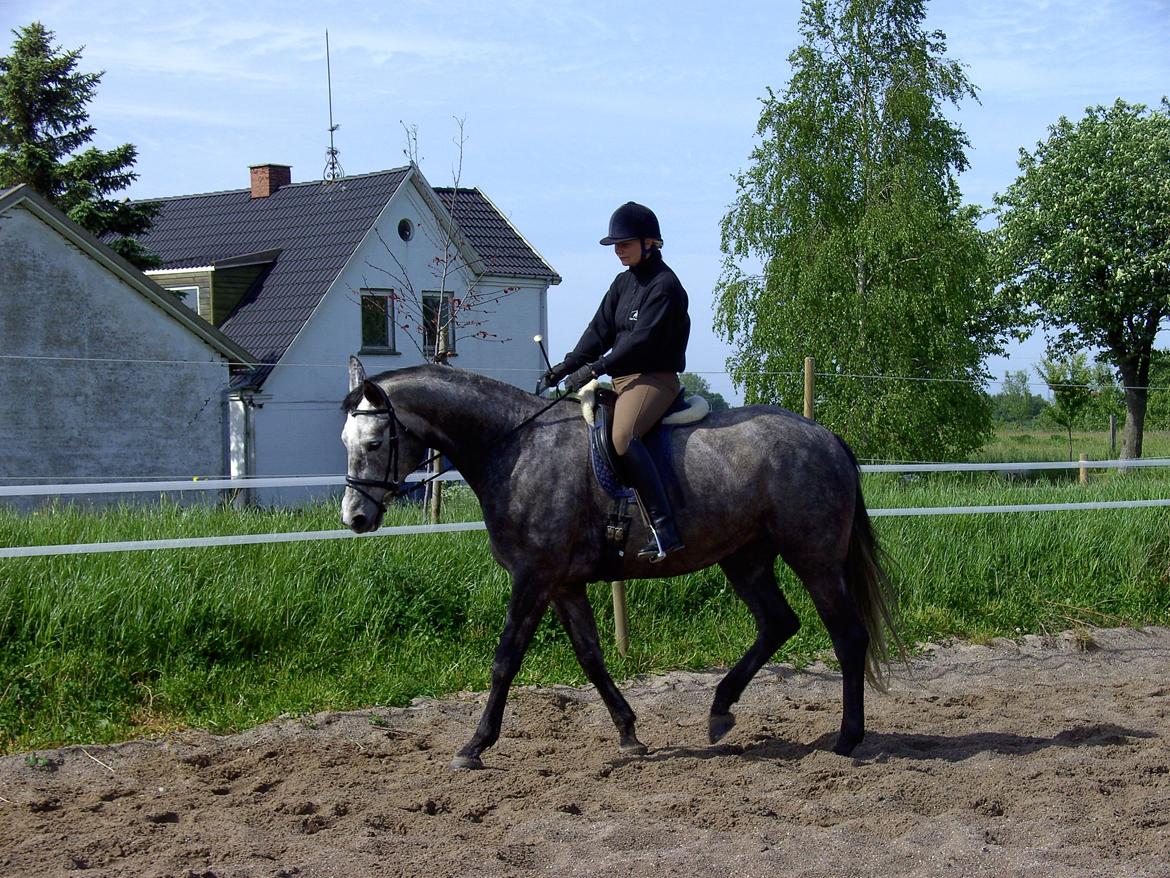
[
  {"x1": 137, "y1": 164, "x2": 561, "y2": 504},
  {"x1": 0, "y1": 185, "x2": 254, "y2": 505}
]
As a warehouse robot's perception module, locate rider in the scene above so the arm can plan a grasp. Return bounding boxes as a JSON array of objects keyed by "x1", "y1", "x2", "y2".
[{"x1": 541, "y1": 201, "x2": 691, "y2": 562}]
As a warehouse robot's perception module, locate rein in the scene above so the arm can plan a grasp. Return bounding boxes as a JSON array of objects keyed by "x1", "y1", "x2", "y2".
[{"x1": 345, "y1": 381, "x2": 577, "y2": 509}]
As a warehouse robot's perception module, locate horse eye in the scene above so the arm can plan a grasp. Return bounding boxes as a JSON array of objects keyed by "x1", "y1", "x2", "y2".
[{"x1": 365, "y1": 440, "x2": 383, "y2": 451}]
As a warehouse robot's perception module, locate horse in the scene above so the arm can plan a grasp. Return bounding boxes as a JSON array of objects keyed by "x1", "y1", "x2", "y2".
[{"x1": 340, "y1": 358, "x2": 898, "y2": 770}]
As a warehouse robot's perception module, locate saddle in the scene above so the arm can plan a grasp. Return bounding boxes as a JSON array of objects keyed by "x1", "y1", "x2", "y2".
[{"x1": 577, "y1": 379, "x2": 709, "y2": 562}]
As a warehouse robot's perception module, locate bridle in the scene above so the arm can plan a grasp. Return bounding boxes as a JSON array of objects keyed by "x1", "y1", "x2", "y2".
[{"x1": 343, "y1": 381, "x2": 410, "y2": 511}]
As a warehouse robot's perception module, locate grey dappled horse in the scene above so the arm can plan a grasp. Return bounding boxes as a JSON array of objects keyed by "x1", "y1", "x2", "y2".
[{"x1": 340, "y1": 359, "x2": 898, "y2": 770}]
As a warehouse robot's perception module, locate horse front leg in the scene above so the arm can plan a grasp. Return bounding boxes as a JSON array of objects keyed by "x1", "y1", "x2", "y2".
[
  {"x1": 451, "y1": 577, "x2": 550, "y2": 770},
  {"x1": 553, "y1": 584, "x2": 647, "y2": 756}
]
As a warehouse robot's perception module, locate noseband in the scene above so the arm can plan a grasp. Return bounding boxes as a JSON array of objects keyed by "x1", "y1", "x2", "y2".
[{"x1": 345, "y1": 382, "x2": 407, "y2": 511}]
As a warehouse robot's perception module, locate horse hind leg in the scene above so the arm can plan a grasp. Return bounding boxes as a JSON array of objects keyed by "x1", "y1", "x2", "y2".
[
  {"x1": 800, "y1": 565, "x2": 870, "y2": 755},
  {"x1": 709, "y1": 545, "x2": 801, "y2": 744},
  {"x1": 553, "y1": 585, "x2": 646, "y2": 755}
]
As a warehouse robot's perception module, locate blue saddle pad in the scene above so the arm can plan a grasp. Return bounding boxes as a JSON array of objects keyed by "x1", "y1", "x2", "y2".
[
  {"x1": 589, "y1": 417, "x2": 676, "y2": 501},
  {"x1": 591, "y1": 435, "x2": 634, "y2": 500}
]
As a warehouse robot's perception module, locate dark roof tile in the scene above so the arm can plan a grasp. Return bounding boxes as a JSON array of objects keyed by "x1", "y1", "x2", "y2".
[{"x1": 435, "y1": 187, "x2": 560, "y2": 282}]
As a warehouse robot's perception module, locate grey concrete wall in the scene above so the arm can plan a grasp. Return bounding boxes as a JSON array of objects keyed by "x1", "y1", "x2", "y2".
[{"x1": 0, "y1": 205, "x2": 233, "y2": 504}]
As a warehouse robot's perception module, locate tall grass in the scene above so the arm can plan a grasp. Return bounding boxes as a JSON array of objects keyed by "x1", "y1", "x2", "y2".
[
  {"x1": 2, "y1": 453, "x2": 1168, "y2": 753},
  {"x1": 976, "y1": 427, "x2": 1170, "y2": 462}
]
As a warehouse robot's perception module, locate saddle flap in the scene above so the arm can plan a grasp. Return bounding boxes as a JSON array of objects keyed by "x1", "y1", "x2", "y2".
[
  {"x1": 589, "y1": 402, "x2": 633, "y2": 500},
  {"x1": 583, "y1": 382, "x2": 686, "y2": 507}
]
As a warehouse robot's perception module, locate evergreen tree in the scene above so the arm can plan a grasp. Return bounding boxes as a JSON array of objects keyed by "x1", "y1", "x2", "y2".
[
  {"x1": 0, "y1": 22, "x2": 158, "y2": 268},
  {"x1": 716, "y1": 0, "x2": 1010, "y2": 461}
]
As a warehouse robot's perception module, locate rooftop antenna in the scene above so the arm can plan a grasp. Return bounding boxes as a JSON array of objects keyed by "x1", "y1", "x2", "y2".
[{"x1": 323, "y1": 30, "x2": 345, "y2": 182}]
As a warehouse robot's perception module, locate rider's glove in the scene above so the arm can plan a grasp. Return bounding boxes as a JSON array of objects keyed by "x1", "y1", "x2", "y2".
[
  {"x1": 536, "y1": 361, "x2": 570, "y2": 394},
  {"x1": 563, "y1": 364, "x2": 597, "y2": 394}
]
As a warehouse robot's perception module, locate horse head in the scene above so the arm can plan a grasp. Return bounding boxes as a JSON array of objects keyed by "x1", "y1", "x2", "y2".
[{"x1": 340, "y1": 357, "x2": 430, "y2": 533}]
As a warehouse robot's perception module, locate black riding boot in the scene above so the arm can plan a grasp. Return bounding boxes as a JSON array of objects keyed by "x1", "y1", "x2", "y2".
[{"x1": 619, "y1": 438, "x2": 684, "y2": 562}]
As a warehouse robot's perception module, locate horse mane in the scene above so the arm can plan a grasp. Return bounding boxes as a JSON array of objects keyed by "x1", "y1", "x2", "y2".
[{"x1": 340, "y1": 364, "x2": 539, "y2": 413}]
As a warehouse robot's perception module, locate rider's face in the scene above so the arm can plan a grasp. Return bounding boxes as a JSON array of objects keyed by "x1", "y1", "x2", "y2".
[{"x1": 614, "y1": 239, "x2": 642, "y2": 266}]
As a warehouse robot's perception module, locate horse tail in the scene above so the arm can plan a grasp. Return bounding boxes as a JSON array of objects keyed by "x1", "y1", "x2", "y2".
[{"x1": 836, "y1": 436, "x2": 902, "y2": 692}]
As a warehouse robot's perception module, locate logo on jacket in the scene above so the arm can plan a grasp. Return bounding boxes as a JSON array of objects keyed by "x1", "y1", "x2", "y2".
[{"x1": 629, "y1": 309, "x2": 639, "y2": 322}]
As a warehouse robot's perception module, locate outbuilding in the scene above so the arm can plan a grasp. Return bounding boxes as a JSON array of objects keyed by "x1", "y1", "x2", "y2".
[{"x1": 0, "y1": 185, "x2": 254, "y2": 505}]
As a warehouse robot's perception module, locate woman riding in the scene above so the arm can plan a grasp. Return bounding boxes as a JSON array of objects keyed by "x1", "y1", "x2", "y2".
[{"x1": 541, "y1": 201, "x2": 691, "y2": 562}]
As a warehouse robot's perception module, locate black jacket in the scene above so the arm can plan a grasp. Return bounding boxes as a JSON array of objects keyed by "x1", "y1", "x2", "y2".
[{"x1": 564, "y1": 250, "x2": 690, "y2": 378}]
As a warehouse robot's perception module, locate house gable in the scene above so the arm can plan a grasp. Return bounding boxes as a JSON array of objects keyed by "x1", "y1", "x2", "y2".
[
  {"x1": 135, "y1": 168, "x2": 414, "y2": 366},
  {"x1": 133, "y1": 166, "x2": 560, "y2": 381},
  {"x1": 0, "y1": 185, "x2": 253, "y2": 365}
]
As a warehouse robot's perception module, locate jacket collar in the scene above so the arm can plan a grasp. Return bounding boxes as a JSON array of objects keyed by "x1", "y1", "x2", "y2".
[{"x1": 630, "y1": 248, "x2": 666, "y2": 283}]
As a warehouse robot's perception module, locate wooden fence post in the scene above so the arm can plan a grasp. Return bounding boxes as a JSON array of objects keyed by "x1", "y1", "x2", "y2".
[
  {"x1": 428, "y1": 454, "x2": 443, "y2": 524},
  {"x1": 803, "y1": 356, "x2": 815, "y2": 421},
  {"x1": 611, "y1": 580, "x2": 629, "y2": 657},
  {"x1": 1079, "y1": 453, "x2": 1088, "y2": 485}
]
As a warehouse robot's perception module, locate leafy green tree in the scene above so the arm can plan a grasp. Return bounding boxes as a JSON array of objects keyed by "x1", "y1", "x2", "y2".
[
  {"x1": 994, "y1": 99, "x2": 1170, "y2": 459},
  {"x1": 1144, "y1": 350, "x2": 1170, "y2": 433},
  {"x1": 0, "y1": 22, "x2": 158, "y2": 268},
  {"x1": 1036, "y1": 354, "x2": 1094, "y2": 460},
  {"x1": 1084, "y1": 359, "x2": 1125, "y2": 431},
  {"x1": 992, "y1": 369, "x2": 1046, "y2": 426},
  {"x1": 715, "y1": 0, "x2": 1008, "y2": 461},
  {"x1": 679, "y1": 372, "x2": 730, "y2": 412}
]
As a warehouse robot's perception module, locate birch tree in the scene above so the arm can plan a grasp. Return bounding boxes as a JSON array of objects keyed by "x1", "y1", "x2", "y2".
[{"x1": 716, "y1": 0, "x2": 1011, "y2": 461}]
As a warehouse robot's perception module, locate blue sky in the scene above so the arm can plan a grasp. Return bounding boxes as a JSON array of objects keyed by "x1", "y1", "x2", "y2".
[{"x1": 4, "y1": 0, "x2": 1168, "y2": 402}]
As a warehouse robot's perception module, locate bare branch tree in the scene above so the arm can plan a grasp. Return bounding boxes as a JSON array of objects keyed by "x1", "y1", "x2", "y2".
[{"x1": 351, "y1": 117, "x2": 522, "y2": 365}]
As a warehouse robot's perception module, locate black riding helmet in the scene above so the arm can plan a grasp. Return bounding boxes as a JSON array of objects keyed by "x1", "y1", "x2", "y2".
[{"x1": 599, "y1": 201, "x2": 662, "y2": 245}]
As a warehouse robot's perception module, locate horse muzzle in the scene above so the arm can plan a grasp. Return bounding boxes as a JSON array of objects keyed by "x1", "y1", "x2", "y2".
[{"x1": 341, "y1": 481, "x2": 391, "y2": 533}]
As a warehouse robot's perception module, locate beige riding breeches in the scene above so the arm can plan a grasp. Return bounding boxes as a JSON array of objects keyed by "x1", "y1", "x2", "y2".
[{"x1": 610, "y1": 372, "x2": 682, "y2": 456}]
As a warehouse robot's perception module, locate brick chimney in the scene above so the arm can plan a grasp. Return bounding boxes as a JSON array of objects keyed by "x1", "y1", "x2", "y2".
[{"x1": 249, "y1": 164, "x2": 291, "y2": 198}]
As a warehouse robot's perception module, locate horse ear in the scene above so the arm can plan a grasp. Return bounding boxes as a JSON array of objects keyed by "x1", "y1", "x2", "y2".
[{"x1": 348, "y1": 356, "x2": 366, "y2": 392}]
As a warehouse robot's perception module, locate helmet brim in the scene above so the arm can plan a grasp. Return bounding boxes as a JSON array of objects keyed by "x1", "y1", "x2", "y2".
[{"x1": 599, "y1": 235, "x2": 638, "y2": 246}]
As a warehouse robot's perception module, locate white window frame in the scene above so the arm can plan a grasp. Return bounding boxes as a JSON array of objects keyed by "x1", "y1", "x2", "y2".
[
  {"x1": 166, "y1": 285, "x2": 201, "y2": 317},
  {"x1": 359, "y1": 288, "x2": 398, "y2": 354}
]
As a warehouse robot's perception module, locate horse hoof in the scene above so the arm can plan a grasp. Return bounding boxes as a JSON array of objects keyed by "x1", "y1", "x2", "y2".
[
  {"x1": 832, "y1": 734, "x2": 862, "y2": 756},
  {"x1": 708, "y1": 712, "x2": 736, "y2": 744},
  {"x1": 620, "y1": 737, "x2": 648, "y2": 756},
  {"x1": 450, "y1": 754, "x2": 484, "y2": 771}
]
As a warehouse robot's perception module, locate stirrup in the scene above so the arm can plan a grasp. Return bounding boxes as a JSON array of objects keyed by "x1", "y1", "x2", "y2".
[{"x1": 637, "y1": 521, "x2": 684, "y2": 563}]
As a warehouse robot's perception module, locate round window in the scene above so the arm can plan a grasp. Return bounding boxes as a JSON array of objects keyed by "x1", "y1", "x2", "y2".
[{"x1": 397, "y1": 218, "x2": 414, "y2": 241}]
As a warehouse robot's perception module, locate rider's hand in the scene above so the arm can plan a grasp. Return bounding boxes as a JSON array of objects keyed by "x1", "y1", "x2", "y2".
[
  {"x1": 537, "y1": 361, "x2": 569, "y2": 394},
  {"x1": 563, "y1": 364, "x2": 596, "y2": 394}
]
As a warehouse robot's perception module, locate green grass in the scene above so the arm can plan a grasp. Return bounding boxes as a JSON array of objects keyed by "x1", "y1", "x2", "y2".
[
  {"x1": 2, "y1": 438, "x2": 1169, "y2": 754},
  {"x1": 976, "y1": 427, "x2": 1170, "y2": 462}
]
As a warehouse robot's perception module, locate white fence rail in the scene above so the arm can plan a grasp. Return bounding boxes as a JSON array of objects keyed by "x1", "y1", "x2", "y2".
[
  {"x1": 0, "y1": 472, "x2": 460, "y2": 498},
  {"x1": 2, "y1": 459, "x2": 1168, "y2": 559}
]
